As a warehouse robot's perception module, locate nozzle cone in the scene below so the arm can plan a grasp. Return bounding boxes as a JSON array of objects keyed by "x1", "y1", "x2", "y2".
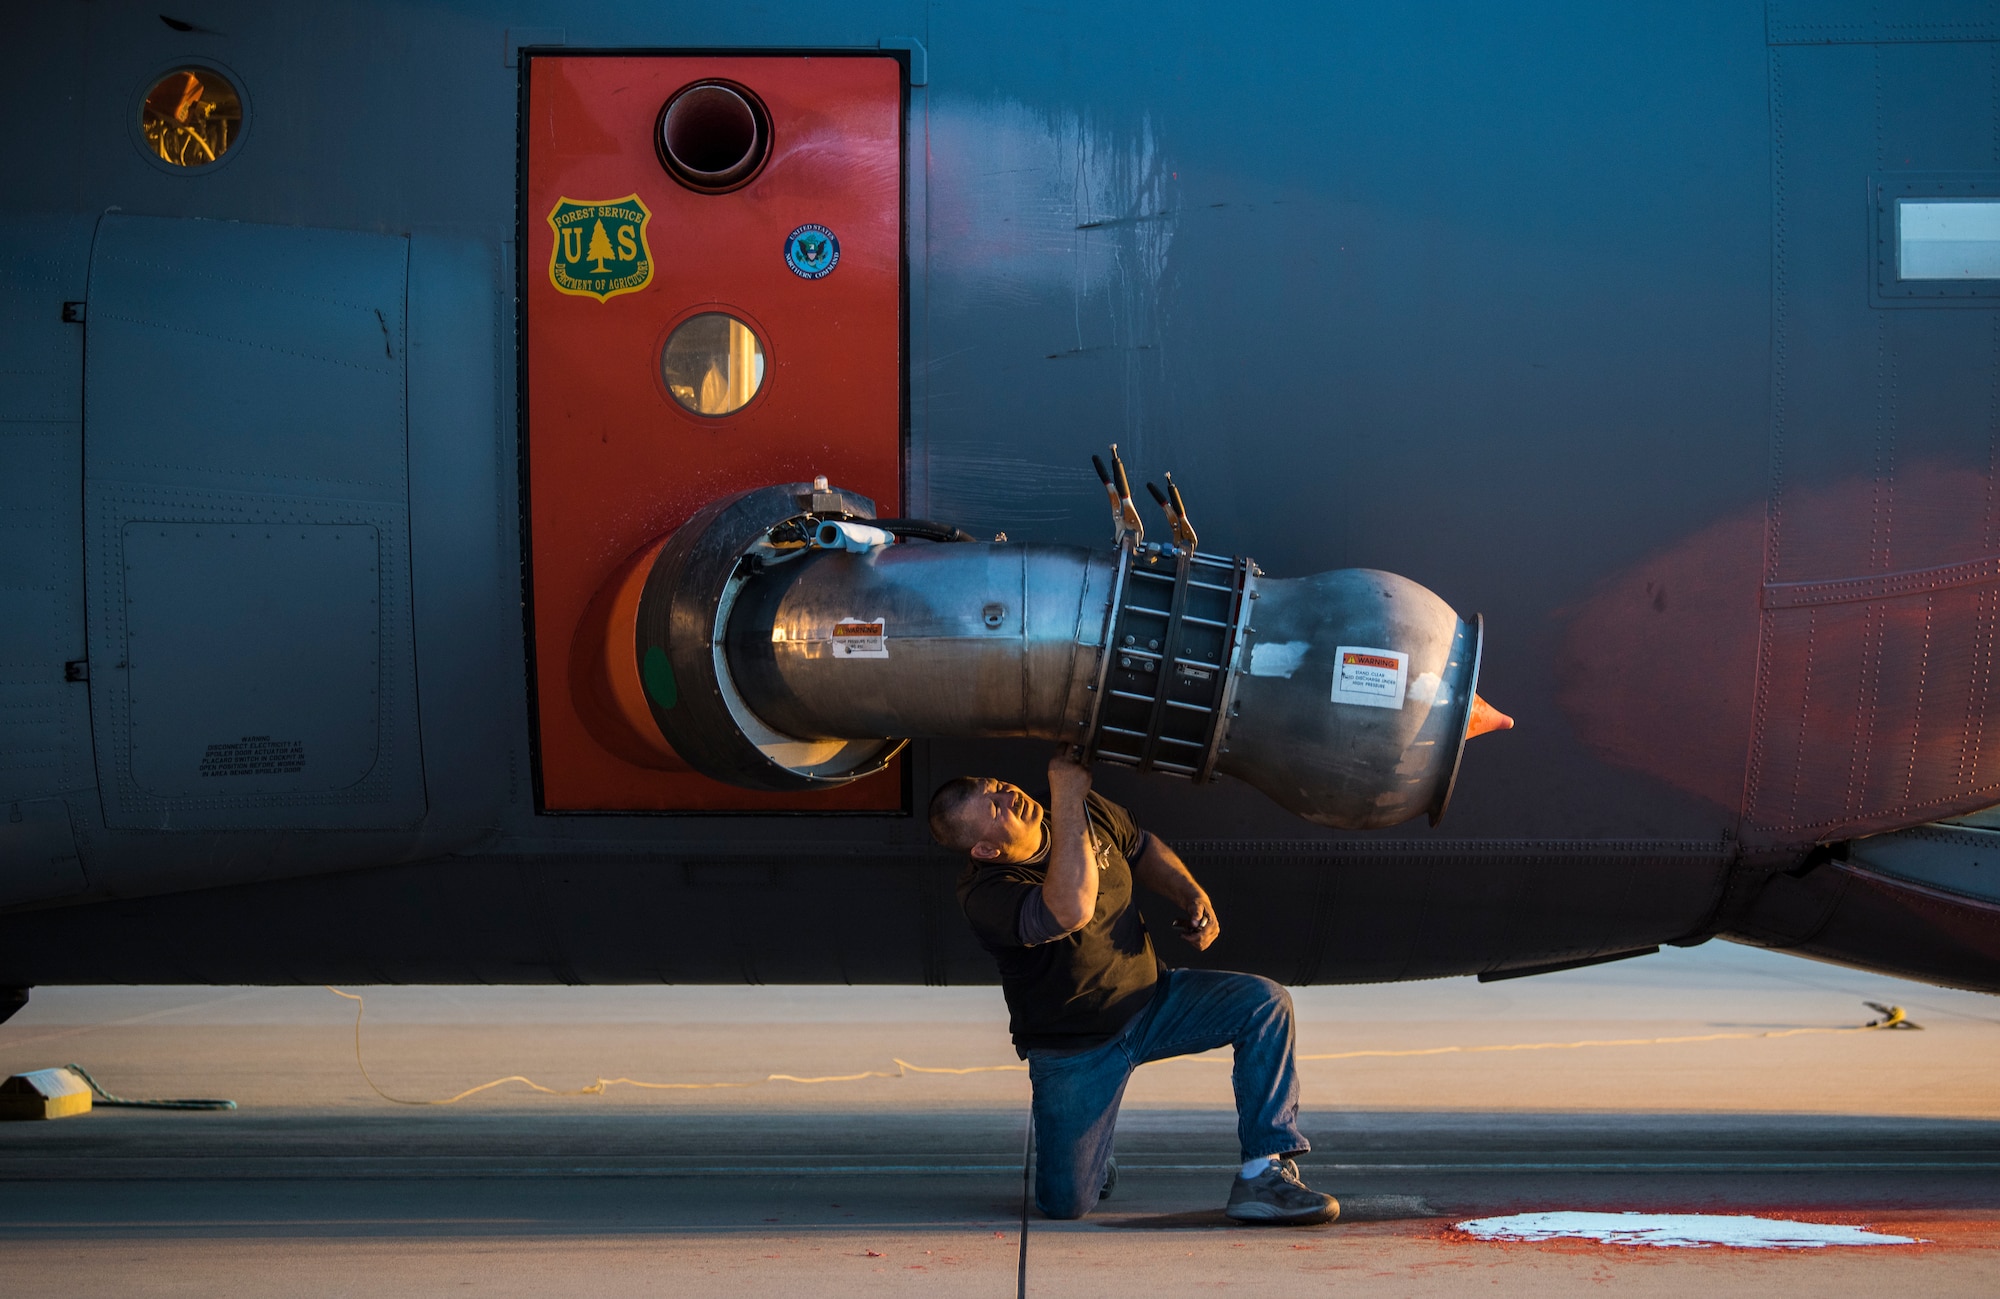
[{"x1": 1467, "y1": 694, "x2": 1514, "y2": 739}]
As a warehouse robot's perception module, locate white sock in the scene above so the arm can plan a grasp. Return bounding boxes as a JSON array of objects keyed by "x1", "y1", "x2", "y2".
[{"x1": 1239, "y1": 1155, "x2": 1280, "y2": 1180}]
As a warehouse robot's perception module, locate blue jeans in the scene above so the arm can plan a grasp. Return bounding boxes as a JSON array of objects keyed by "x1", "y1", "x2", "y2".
[{"x1": 1024, "y1": 968, "x2": 1307, "y2": 1220}]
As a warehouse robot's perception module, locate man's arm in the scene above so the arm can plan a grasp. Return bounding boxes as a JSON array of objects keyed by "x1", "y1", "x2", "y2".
[
  {"x1": 1132, "y1": 835, "x2": 1222, "y2": 951},
  {"x1": 1040, "y1": 749, "x2": 1099, "y2": 931}
]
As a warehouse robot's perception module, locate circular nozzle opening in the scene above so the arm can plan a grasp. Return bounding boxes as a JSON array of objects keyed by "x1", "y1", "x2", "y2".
[{"x1": 657, "y1": 81, "x2": 771, "y2": 193}]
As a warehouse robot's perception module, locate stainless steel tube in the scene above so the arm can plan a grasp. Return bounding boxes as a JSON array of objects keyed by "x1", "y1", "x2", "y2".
[{"x1": 724, "y1": 542, "x2": 1118, "y2": 742}]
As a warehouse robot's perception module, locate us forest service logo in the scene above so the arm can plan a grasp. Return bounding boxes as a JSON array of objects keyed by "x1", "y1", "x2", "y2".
[
  {"x1": 784, "y1": 223, "x2": 840, "y2": 279},
  {"x1": 547, "y1": 195, "x2": 653, "y2": 302}
]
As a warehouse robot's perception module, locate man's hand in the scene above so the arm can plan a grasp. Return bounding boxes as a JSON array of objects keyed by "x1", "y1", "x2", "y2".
[
  {"x1": 1133, "y1": 834, "x2": 1221, "y2": 951},
  {"x1": 1047, "y1": 745, "x2": 1092, "y2": 806},
  {"x1": 1172, "y1": 893, "x2": 1221, "y2": 951}
]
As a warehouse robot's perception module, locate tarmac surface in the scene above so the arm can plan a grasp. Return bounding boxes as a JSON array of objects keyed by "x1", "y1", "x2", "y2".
[{"x1": 2, "y1": 941, "x2": 1997, "y2": 1296}]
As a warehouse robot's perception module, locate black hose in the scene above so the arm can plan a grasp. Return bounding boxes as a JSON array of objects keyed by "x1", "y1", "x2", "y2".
[
  {"x1": 868, "y1": 518, "x2": 979, "y2": 544},
  {"x1": 63, "y1": 1062, "x2": 236, "y2": 1111}
]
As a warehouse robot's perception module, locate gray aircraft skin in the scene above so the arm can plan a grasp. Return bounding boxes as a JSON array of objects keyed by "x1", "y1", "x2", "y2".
[{"x1": 4, "y1": 0, "x2": 2000, "y2": 1009}]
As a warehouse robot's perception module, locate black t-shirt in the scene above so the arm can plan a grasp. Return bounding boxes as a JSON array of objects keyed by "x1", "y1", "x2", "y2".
[{"x1": 957, "y1": 791, "x2": 1162, "y2": 1055}]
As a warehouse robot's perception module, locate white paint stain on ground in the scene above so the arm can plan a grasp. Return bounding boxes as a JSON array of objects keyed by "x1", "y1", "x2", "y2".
[{"x1": 1456, "y1": 1211, "x2": 1920, "y2": 1249}]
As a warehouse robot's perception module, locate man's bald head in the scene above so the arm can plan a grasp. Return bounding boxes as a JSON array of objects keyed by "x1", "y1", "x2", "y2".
[
  {"x1": 928, "y1": 776, "x2": 1047, "y2": 862},
  {"x1": 927, "y1": 777, "x2": 988, "y2": 853}
]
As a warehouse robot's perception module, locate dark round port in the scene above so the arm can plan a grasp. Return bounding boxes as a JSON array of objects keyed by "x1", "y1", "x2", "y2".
[{"x1": 657, "y1": 81, "x2": 771, "y2": 193}]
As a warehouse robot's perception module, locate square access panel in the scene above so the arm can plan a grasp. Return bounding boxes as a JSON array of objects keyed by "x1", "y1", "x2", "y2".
[
  {"x1": 523, "y1": 54, "x2": 904, "y2": 811},
  {"x1": 124, "y1": 523, "x2": 382, "y2": 798}
]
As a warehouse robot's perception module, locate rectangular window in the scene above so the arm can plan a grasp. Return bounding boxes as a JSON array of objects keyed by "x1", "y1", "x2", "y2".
[
  {"x1": 1874, "y1": 175, "x2": 2000, "y2": 305},
  {"x1": 1899, "y1": 199, "x2": 2000, "y2": 280}
]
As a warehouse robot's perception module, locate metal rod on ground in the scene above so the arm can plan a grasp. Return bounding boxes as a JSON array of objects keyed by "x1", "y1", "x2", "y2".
[{"x1": 1017, "y1": 1109, "x2": 1033, "y2": 1298}]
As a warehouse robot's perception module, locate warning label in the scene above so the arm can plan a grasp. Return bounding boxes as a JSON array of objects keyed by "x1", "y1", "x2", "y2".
[
  {"x1": 198, "y1": 736, "x2": 306, "y2": 778},
  {"x1": 1331, "y1": 647, "x2": 1408, "y2": 710},
  {"x1": 831, "y1": 619, "x2": 889, "y2": 659}
]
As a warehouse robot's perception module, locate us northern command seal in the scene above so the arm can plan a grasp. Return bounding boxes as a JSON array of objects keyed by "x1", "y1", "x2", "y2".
[
  {"x1": 547, "y1": 195, "x2": 653, "y2": 302},
  {"x1": 784, "y1": 223, "x2": 840, "y2": 279}
]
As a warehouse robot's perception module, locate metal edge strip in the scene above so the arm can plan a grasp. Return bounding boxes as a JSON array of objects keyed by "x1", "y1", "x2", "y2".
[
  {"x1": 1078, "y1": 541, "x2": 1133, "y2": 761},
  {"x1": 1196, "y1": 556, "x2": 1255, "y2": 783},
  {"x1": 1427, "y1": 611, "x2": 1484, "y2": 828},
  {"x1": 1132, "y1": 549, "x2": 1199, "y2": 772}
]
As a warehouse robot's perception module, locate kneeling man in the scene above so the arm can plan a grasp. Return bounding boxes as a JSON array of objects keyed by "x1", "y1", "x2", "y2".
[{"x1": 929, "y1": 748, "x2": 1337, "y2": 1223}]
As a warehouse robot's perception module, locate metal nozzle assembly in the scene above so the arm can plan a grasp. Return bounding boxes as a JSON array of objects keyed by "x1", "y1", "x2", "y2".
[{"x1": 593, "y1": 465, "x2": 1509, "y2": 829}]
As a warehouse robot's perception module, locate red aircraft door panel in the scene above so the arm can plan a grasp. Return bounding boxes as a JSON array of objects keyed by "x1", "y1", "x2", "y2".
[{"x1": 524, "y1": 55, "x2": 903, "y2": 811}]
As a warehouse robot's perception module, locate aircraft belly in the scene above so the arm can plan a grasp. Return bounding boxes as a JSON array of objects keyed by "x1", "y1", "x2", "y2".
[{"x1": 0, "y1": 841, "x2": 1735, "y2": 989}]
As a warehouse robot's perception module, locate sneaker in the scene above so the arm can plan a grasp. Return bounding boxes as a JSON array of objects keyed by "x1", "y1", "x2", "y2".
[
  {"x1": 1223, "y1": 1159, "x2": 1339, "y2": 1224},
  {"x1": 1099, "y1": 1156, "x2": 1119, "y2": 1200}
]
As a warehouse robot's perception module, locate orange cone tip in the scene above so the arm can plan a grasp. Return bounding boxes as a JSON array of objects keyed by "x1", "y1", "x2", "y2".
[{"x1": 1467, "y1": 694, "x2": 1514, "y2": 739}]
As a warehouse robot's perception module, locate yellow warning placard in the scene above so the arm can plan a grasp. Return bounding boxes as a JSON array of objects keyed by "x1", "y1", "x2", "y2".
[
  {"x1": 831, "y1": 619, "x2": 888, "y2": 659},
  {"x1": 1332, "y1": 646, "x2": 1407, "y2": 709}
]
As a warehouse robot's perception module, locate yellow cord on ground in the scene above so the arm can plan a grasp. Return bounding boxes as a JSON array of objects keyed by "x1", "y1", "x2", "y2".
[
  {"x1": 1284, "y1": 1001, "x2": 1918, "y2": 1061},
  {"x1": 1159, "y1": 1003, "x2": 1919, "y2": 1063},
  {"x1": 327, "y1": 988, "x2": 1027, "y2": 1105},
  {"x1": 325, "y1": 988, "x2": 1914, "y2": 1107}
]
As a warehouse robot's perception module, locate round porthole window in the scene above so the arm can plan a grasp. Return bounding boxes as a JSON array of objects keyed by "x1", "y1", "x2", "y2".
[
  {"x1": 140, "y1": 67, "x2": 242, "y2": 168},
  {"x1": 661, "y1": 313, "x2": 766, "y2": 417}
]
